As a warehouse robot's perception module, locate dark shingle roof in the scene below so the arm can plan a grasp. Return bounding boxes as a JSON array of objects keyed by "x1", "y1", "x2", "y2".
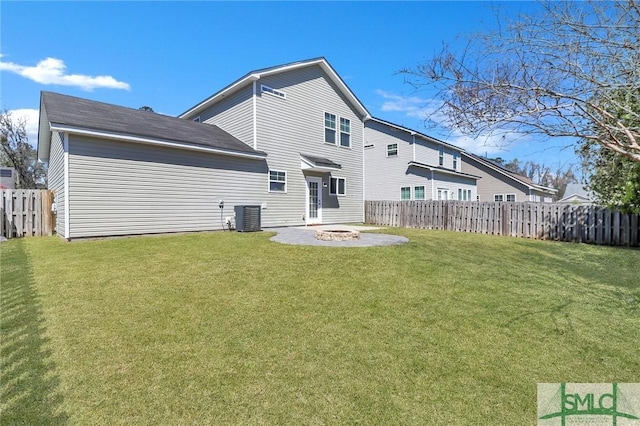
[
  {"x1": 41, "y1": 91, "x2": 266, "y2": 157},
  {"x1": 300, "y1": 154, "x2": 341, "y2": 170}
]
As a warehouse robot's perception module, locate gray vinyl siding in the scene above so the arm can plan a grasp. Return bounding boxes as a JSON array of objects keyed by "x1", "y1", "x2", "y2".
[
  {"x1": 66, "y1": 135, "x2": 270, "y2": 238},
  {"x1": 48, "y1": 131, "x2": 66, "y2": 237},
  {"x1": 429, "y1": 171, "x2": 476, "y2": 200},
  {"x1": 415, "y1": 138, "x2": 460, "y2": 172},
  {"x1": 199, "y1": 85, "x2": 254, "y2": 147},
  {"x1": 364, "y1": 121, "x2": 470, "y2": 201},
  {"x1": 255, "y1": 65, "x2": 364, "y2": 225},
  {"x1": 364, "y1": 121, "x2": 416, "y2": 200},
  {"x1": 461, "y1": 155, "x2": 529, "y2": 202}
]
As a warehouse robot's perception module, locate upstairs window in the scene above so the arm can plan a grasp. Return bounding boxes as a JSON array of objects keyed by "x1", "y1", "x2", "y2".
[
  {"x1": 269, "y1": 170, "x2": 287, "y2": 192},
  {"x1": 453, "y1": 152, "x2": 458, "y2": 169},
  {"x1": 339, "y1": 117, "x2": 351, "y2": 147},
  {"x1": 439, "y1": 147, "x2": 444, "y2": 166},
  {"x1": 330, "y1": 177, "x2": 346, "y2": 196},
  {"x1": 387, "y1": 143, "x2": 398, "y2": 157},
  {"x1": 324, "y1": 113, "x2": 336, "y2": 144}
]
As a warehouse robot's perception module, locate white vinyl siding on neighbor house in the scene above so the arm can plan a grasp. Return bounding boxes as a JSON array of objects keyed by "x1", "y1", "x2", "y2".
[
  {"x1": 256, "y1": 64, "x2": 364, "y2": 225},
  {"x1": 65, "y1": 135, "x2": 269, "y2": 238},
  {"x1": 47, "y1": 131, "x2": 66, "y2": 237},
  {"x1": 261, "y1": 85, "x2": 286, "y2": 99}
]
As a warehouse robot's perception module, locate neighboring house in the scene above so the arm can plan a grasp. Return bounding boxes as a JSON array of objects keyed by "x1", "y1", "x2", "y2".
[
  {"x1": 461, "y1": 152, "x2": 557, "y2": 202},
  {"x1": 38, "y1": 58, "x2": 370, "y2": 239},
  {"x1": 558, "y1": 183, "x2": 596, "y2": 205},
  {"x1": 364, "y1": 118, "x2": 479, "y2": 201},
  {"x1": 0, "y1": 167, "x2": 16, "y2": 189}
]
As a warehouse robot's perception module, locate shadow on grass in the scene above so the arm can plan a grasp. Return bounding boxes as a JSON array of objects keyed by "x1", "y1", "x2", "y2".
[{"x1": 1, "y1": 239, "x2": 69, "y2": 424}]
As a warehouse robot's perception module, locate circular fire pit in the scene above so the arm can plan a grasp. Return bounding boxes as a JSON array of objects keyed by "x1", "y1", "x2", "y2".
[{"x1": 315, "y1": 229, "x2": 360, "y2": 241}]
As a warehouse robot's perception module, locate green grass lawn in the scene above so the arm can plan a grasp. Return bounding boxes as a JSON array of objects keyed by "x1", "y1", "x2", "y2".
[{"x1": 1, "y1": 229, "x2": 639, "y2": 425}]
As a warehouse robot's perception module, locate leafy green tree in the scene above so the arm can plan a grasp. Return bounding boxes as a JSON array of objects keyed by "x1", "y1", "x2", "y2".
[
  {"x1": 580, "y1": 143, "x2": 640, "y2": 213},
  {"x1": 0, "y1": 110, "x2": 47, "y2": 188}
]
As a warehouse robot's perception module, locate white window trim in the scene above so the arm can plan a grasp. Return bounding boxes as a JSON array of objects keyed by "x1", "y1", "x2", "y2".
[
  {"x1": 414, "y1": 185, "x2": 426, "y2": 200},
  {"x1": 324, "y1": 111, "x2": 337, "y2": 145},
  {"x1": 330, "y1": 176, "x2": 347, "y2": 196},
  {"x1": 387, "y1": 143, "x2": 398, "y2": 157},
  {"x1": 261, "y1": 84, "x2": 286, "y2": 99},
  {"x1": 339, "y1": 117, "x2": 351, "y2": 148},
  {"x1": 268, "y1": 170, "x2": 287, "y2": 193}
]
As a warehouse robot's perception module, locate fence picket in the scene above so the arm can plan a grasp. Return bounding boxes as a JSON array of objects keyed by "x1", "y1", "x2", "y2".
[
  {"x1": 365, "y1": 200, "x2": 639, "y2": 247},
  {"x1": 1, "y1": 189, "x2": 55, "y2": 239}
]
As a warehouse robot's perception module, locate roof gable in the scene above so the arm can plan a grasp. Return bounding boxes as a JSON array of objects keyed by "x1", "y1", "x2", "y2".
[
  {"x1": 462, "y1": 152, "x2": 557, "y2": 194},
  {"x1": 179, "y1": 57, "x2": 370, "y2": 120},
  {"x1": 38, "y1": 91, "x2": 266, "y2": 162}
]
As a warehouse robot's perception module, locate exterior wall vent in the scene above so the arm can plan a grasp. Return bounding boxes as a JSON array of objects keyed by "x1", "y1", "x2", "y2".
[{"x1": 234, "y1": 205, "x2": 262, "y2": 232}]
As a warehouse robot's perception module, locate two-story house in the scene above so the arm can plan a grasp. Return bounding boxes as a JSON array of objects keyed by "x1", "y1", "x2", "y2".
[
  {"x1": 38, "y1": 58, "x2": 370, "y2": 239},
  {"x1": 364, "y1": 118, "x2": 479, "y2": 201},
  {"x1": 461, "y1": 152, "x2": 556, "y2": 202}
]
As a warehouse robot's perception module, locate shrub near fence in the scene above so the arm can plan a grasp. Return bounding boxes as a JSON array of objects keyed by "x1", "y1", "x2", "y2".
[
  {"x1": 365, "y1": 200, "x2": 640, "y2": 247},
  {"x1": 1, "y1": 190, "x2": 55, "y2": 239}
]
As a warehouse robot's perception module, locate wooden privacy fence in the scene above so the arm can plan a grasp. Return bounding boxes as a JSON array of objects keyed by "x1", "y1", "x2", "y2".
[
  {"x1": 365, "y1": 200, "x2": 640, "y2": 247},
  {"x1": 1, "y1": 190, "x2": 55, "y2": 239}
]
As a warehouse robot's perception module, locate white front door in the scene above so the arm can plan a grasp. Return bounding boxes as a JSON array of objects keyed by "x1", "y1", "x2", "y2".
[{"x1": 306, "y1": 177, "x2": 322, "y2": 225}]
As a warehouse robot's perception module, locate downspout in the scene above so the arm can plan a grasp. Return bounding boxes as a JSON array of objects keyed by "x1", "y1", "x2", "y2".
[
  {"x1": 431, "y1": 169, "x2": 435, "y2": 200},
  {"x1": 412, "y1": 133, "x2": 416, "y2": 162},
  {"x1": 252, "y1": 81, "x2": 258, "y2": 150},
  {"x1": 63, "y1": 133, "x2": 70, "y2": 239},
  {"x1": 362, "y1": 120, "x2": 366, "y2": 222}
]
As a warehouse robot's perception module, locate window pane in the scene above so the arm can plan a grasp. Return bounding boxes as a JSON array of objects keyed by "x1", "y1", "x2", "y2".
[
  {"x1": 330, "y1": 178, "x2": 337, "y2": 194},
  {"x1": 506, "y1": 194, "x2": 516, "y2": 202},
  {"x1": 325, "y1": 128, "x2": 336, "y2": 144},
  {"x1": 340, "y1": 132, "x2": 350, "y2": 147},
  {"x1": 387, "y1": 144, "x2": 397, "y2": 156},
  {"x1": 325, "y1": 113, "x2": 336, "y2": 129},
  {"x1": 270, "y1": 182, "x2": 285, "y2": 192},
  {"x1": 401, "y1": 187, "x2": 411, "y2": 200},
  {"x1": 439, "y1": 147, "x2": 444, "y2": 166},
  {"x1": 494, "y1": 194, "x2": 503, "y2": 202},
  {"x1": 340, "y1": 117, "x2": 350, "y2": 133},
  {"x1": 338, "y1": 178, "x2": 346, "y2": 195},
  {"x1": 415, "y1": 186, "x2": 425, "y2": 200}
]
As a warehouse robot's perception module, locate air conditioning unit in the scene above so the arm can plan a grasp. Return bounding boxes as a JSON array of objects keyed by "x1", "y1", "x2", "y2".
[{"x1": 234, "y1": 205, "x2": 261, "y2": 232}]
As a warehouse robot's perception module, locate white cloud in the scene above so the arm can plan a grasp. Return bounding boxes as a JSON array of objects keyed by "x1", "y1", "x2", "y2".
[
  {"x1": 0, "y1": 56, "x2": 130, "y2": 91},
  {"x1": 375, "y1": 89, "x2": 522, "y2": 156},
  {"x1": 7, "y1": 109, "x2": 40, "y2": 146}
]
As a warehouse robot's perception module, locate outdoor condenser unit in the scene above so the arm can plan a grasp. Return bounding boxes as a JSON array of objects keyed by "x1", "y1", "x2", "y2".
[{"x1": 234, "y1": 205, "x2": 261, "y2": 232}]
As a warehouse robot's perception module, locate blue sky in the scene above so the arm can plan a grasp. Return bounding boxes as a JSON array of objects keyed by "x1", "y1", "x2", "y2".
[{"x1": 1, "y1": 1, "x2": 577, "y2": 169}]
